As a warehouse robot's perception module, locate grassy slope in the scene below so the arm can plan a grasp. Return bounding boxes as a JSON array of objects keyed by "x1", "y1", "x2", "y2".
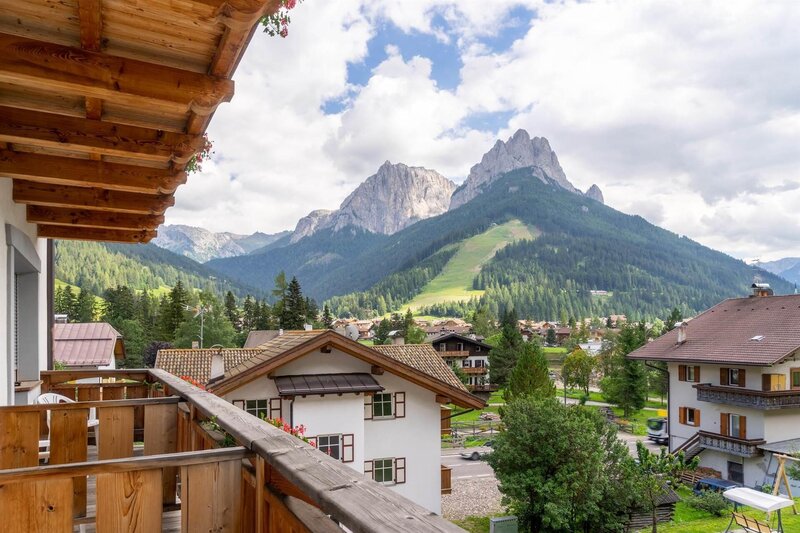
[{"x1": 405, "y1": 220, "x2": 537, "y2": 311}]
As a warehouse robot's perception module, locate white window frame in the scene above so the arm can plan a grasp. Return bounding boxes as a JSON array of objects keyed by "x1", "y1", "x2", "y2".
[
  {"x1": 686, "y1": 407, "x2": 697, "y2": 425},
  {"x1": 244, "y1": 399, "x2": 269, "y2": 419},
  {"x1": 372, "y1": 392, "x2": 393, "y2": 419},
  {"x1": 373, "y1": 458, "x2": 394, "y2": 484},
  {"x1": 729, "y1": 414, "x2": 741, "y2": 437},
  {"x1": 686, "y1": 366, "x2": 696, "y2": 382},
  {"x1": 317, "y1": 434, "x2": 342, "y2": 460},
  {"x1": 728, "y1": 369, "x2": 740, "y2": 386}
]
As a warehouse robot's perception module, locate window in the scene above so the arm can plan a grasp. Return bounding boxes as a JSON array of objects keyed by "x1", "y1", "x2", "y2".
[
  {"x1": 720, "y1": 368, "x2": 746, "y2": 387},
  {"x1": 729, "y1": 414, "x2": 741, "y2": 437},
  {"x1": 474, "y1": 360, "x2": 485, "y2": 368},
  {"x1": 679, "y1": 407, "x2": 700, "y2": 427},
  {"x1": 721, "y1": 412, "x2": 747, "y2": 439},
  {"x1": 364, "y1": 458, "x2": 405, "y2": 484},
  {"x1": 728, "y1": 461, "x2": 744, "y2": 484},
  {"x1": 476, "y1": 346, "x2": 481, "y2": 352},
  {"x1": 686, "y1": 366, "x2": 696, "y2": 382},
  {"x1": 244, "y1": 399, "x2": 269, "y2": 419},
  {"x1": 678, "y1": 365, "x2": 700, "y2": 383},
  {"x1": 457, "y1": 343, "x2": 464, "y2": 351},
  {"x1": 438, "y1": 343, "x2": 446, "y2": 352},
  {"x1": 792, "y1": 369, "x2": 800, "y2": 390},
  {"x1": 729, "y1": 369, "x2": 740, "y2": 386},
  {"x1": 317, "y1": 434, "x2": 341, "y2": 460},
  {"x1": 372, "y1": 393, "x2": 393, "y2": 418},
  {"x1": 463, "y1": 360, "x2": 471, "y2": 368}
]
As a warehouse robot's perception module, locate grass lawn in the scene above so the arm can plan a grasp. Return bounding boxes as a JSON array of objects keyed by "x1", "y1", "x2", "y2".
[
  {"x1": 405, "y1": 220, "x2": 537, "y2": 310},
  {"x1": 449, "y1": 405, "x2": 501, "y2": 422},
  {"x1": 358, "y1": 339, "x2": 375, "y2": 346},
  {"x1": 488, "y1": 389, "x2": 505, "y2": 404},
  {"x1": 452, "y1": 516, "x2": 492, "y2": 533}
]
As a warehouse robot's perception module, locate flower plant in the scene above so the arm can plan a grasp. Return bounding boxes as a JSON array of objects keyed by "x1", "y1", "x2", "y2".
[{"x1": 261, "y1": 0, "x2": 301, "y2": 38}]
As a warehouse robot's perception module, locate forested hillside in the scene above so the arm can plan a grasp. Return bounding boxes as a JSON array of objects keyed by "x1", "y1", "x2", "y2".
[{"x1": 55, "y1": 241, "x2": 258, "y2": 298}]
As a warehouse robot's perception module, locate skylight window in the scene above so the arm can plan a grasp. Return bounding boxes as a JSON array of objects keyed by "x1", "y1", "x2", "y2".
[{"x1": 750, "y1": 335, "x2": 765, "y2": 341}]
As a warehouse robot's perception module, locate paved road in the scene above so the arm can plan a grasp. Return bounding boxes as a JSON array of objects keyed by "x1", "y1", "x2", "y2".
[{"x1": 442, "y1": 448, "x2": 494, "y2": 481}]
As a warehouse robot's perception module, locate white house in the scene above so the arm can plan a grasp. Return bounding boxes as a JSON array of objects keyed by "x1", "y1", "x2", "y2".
[
  {"x1": 430, "y1": 332, "x2": 493, "y2": 391},
  {"x1": 629, "y1": 287, "x2": 800, "y2": 490},
  {"x1": 189, "y1": 330, "x2": 485, "y2": 514},
  {"x1": 1, "y1": 183, "x2": 49, "y2": 406}
]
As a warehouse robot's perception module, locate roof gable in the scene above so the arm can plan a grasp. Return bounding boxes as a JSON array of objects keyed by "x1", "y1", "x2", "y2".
[
  {"x1": 429, "y1": 332, "x2": 492, "y2": 350},
  {"x1": 53, "y1": 322, "x2": 123, "y2": 366},
  {"x1": 155, "y1": 348, "x2": 266, "y2": 386}
]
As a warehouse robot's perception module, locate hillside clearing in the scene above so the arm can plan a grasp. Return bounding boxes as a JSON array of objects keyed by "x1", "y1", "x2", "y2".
[{"x1": 406, "y1": 220, "x2": 538, "y2": 311}]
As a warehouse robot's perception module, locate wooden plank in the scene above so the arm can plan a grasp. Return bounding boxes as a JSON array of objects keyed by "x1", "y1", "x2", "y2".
[
  {"x1": 98, "y1": 406, "x2": 134, "y2": 460},
  {"x1": 144, "y1": 403, "x2": 178, "y2": 505},
  {"x1": 0, "y1": 396, "x2": 179, "y2": 413},
  {"x1": 0, "y1": 33, "x2": 234, "y2": 115},
  {"x1": 42, "y1": 369, "x2": 150, "y2": 385},
  {"x1": 96, "y1": 469, "x2": 163, "y2": 532},
  {"x1": 0, "y1": 411, "x2": 40, "y2": 469},
  {"x1": 182, "y1": 459, "x2": 242, "y2": 533},
  {"x1": 0, "y1": 478, "x2": 73, "y2": 533},
  {"x1": 49, "y1": 409, "x2": 89, "y2": 518},
  {"x1": 39, "y1": 225, "x2": 155, "y2": 245},
  {"x1": 12, "y1": 180, "x2": 174, "y2": 215},
  {"x1": 27, "y1": 205, "x2": 162, "y2": 231},
  {"x1": 0, "y1": 448, "x2": 250, "y2": 485},
  {"x1": 0, "y1": 149, "x2": 186, "y2": 193},
  {"x1": 0, "y1": 106, "x2": 203, "y2": 164}
]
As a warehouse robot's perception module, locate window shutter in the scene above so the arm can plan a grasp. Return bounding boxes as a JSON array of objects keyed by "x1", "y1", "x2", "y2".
[
  {"x1": 342, "y1": 434, "x2": 354, "y2": 463},
  {"x1": 394, "y1": 392, "x2": 406, "y2": 418},
  {"x1": 394, "y1": 457, "x2": 406, "y2": 484},
  {"x1": 739, "y1": 369, "x2": 746, "y2": 388},
  {"x1": 679, "y1": 407, "x2": 686, "y2": 425},
  {"x1": 695, "y1": 409, "x2": 701, "y2": 427},
  {"x1": 364, "y1": 460, "x2": 373, "y2": 478},
  {"x1": 739, "y1": 416, "x2": 747, "y2": 439},
  {"x1": 364, "y1": 395, "x2": 373, "y2": 420},
  {"x1": 678, "y1": 365, "x2": 686, "y2": 382},
  {"x1": 694, "y1": 366, "x2": 701, "y2": 383},
  {"x1": 232, "y1": 400, "x2": 244, "y2": 410},
  {"x1": 720, "y1": 413, "x2": 729, "y2": 436},
  {"x1": 269, "y1": 398, "x2": 282, "y2": 421},
  {"x1": 720, "y1": 368, "x2": 729, "y2": 386}
]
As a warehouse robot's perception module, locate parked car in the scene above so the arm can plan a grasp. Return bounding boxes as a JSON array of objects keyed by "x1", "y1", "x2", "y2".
[
  {"x1": 460, "y1": 441, "x2": 494, "y2": 461},
  {"x1": 692, "y1": 477, "x2": 740, "y2": 495}
]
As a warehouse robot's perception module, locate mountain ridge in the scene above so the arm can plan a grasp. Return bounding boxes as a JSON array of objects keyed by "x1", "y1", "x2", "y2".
[{"x1": 152, "y1": 224, "x2": 289, "y2": 263}]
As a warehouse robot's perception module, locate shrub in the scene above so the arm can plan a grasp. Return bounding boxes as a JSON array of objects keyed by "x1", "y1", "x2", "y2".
[{"x1": 685, "y1": 490, "x2": 730, "y2": 517}]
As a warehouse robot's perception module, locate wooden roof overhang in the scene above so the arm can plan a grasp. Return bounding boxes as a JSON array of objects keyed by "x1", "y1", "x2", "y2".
[{"x1": 0, "y1": 0, "x2": 279, "y2": 243}]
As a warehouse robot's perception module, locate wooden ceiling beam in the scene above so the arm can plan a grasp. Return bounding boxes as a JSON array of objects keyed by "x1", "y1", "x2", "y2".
[
  {"x1": 26, "y1": 205, "x2": 163, "y2": 231},
  {"x1": 0, "y1": 106, "x2": 203, "y2": 164},
  {"x1": 0, "y1": 33, "x2": 234, "y2": 116},
  {"x1": 37, "y1": 224, "x2": 157, "y2": 244},
  {"x1": 12, "y1": 180, "x2": 174, "y2": 215},
  {"x1": 78, "y1": 0, "x2": 104, "y2": 121},
  {"x1": 0, "y1": 149, "x2": 185, "y2": 194}
]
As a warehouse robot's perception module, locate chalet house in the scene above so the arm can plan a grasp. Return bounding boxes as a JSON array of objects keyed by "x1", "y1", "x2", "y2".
[
  {"x1": 629, "y1": 288, "x2": 800, "y2": 489},
  {"x1": 53, "y1": 322, "x2": 124, "y2": 371},
  {"x1": 431, "y1": 332, "x2": 493, "y2": 391},
  {"x1": 155, "y1": 347, "x2": 266, "y2": 388},
  {"x1": 196, "y1": 330, "x2": 484, "y2": 514}
]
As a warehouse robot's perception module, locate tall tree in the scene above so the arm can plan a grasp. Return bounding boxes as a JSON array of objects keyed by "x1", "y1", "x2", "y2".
[
  {"x1": 74, "y1": 288, "x2": 96, "y2": 322},
  {"x1": 504, "y1": 342, "x2": 554, "y2": 403},
  {"x1": 599, "y1": 322, "x2": 649, "y2": 417},
  {"x1": 374, "y1": 318, "x2": 391, "y2": 344},
  {"x1": 469, "y1": 305, "x2": 496, "y2": 337},
  {"x1": 562, "y1": 348, "x2": 595, "y2": 396},
  {"x1": 271, "y1": 271, "x2": 288, "y2": 319},
  {"x1": 665, "y1": 307, "x2": 683, "y2": 331},
  {"x1": 241, "y1": 295, "x2": 258, "y2": 332},
  {"x1": 321, "y1": 304, "x2": 334, "y2": 329},
  {"x1": 280, "y1": 276, "x2": 306, "y2": 329},
  {"x1": 224, "y1": 291, "x2": 239, "y2": 331},
  {"x1": 488, "y1": 309, "x2": 524, "y2": 387}
]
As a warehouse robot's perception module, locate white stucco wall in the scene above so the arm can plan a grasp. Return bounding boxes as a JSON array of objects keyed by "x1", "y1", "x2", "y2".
[
  {"x1": 221, "y1": 346, "x2": 443, "y2": 514},
  {"x1": 1, "y1": 179, "x2": 48, "y2": 406}
]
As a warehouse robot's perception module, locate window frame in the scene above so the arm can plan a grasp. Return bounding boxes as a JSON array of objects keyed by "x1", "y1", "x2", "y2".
[
  {"x1": 372, "y1": 392, "x2": 394, "y2": 419},
  {"x1": 373, "y1": 458, "x2": 394, "y2": 484},
  {"x1": 243, "y1": 399, "x2": 269, "y2": 419},
  {"x1": 316, "y1": 434, "x2": 342, "y2": 460},
  {"x1": 686, "y1": 366, "x2": 696, "y2": 382},
  {"x1": 728, "y1": 369, "x2": 740, "y2": 386},
  {"x1": 792, "y1": 368, "x2": 800, "y2": 390}
]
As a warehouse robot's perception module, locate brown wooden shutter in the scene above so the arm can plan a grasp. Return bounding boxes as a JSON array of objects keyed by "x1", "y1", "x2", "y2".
[
  {"x1": 739, "y1": 416, "x2": 747, "y2": 439},
  {"x1": 739, "y1": 369, "x2": 746, "y2": 388},
  {"x1": 232, "y1": 400, "x2": 244, "y2": 410},
  {"x1": 364, "y1": 460, "x2": 373, "y2": 478},
  {"x1": 678, "y1": 365, "x2": 686, "y2": 382},
  {"x1": 364, "y1": 395, "x2": 373, "y2": 420},
  {"x1": 695, "y1": 409, "x2": 701, "y2": 427},
  {"x1": 679, "y1": 407, "x2": 686, "y2": 425},
  {"x1": 269, "y1": 398, "x2": 282, "y2": 421},
  {"x1": 721, "y1": 413, "x2": 729, "y2": 436},
  {"x1": 694, "y1": 366, "x2": 701, "y2": 383},
  {"x1": 394, "y1": 392, "x2": 406, "y2": 418},
  {"x1": 342, "y1": 434, "x2": 354, "y2": 463},
  {"x1": 394, "y1": 457, "x2": 406, "y2": 484},
  {"x1": 720, "y1": 368, "x2": 729, "y2": 386}
]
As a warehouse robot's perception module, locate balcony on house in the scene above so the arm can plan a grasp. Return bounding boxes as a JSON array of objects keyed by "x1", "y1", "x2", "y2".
[
  {"x1": 697, "y1": 430, "x2": 766, "y2": 458},
  {"x1": 0, "y1": 369, "x2": 464, "y2": 532},
  {"x1": 461, "y1": 366, "x2": 489, "y2": 375},
  {"x1": 694, "y1": 383, "x2": 800, "y2": 410},
  {"x1": 439, "y1": 351, "x2": 471, "y2": 358}
]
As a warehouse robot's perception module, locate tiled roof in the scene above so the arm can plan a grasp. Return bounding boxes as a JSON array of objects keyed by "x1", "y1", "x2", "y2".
[
  {"x1": 628, "y1": 295, "x2": 800, "y2": 365},
  {"x1": 53, "y1": 322, "x2": 122, "y2": 367},
  {"x1": 274, "y1": 373, "x2": 383, "y2": 396},
  {"x1": 372, "y1": 344, "x2": 470, "y2": 392},
  {"x1": 429, "y1": 332, "x2": 493, "y2": 350},
  {"x1": 155, "y1": 348, "x2": 265, "y2": 385},
  {"x1": 243, "y1": 330, "x2": 281, "y2": 348},
  {"x1": 224, "y1": 330, "x2": 326, "y2": 381}
]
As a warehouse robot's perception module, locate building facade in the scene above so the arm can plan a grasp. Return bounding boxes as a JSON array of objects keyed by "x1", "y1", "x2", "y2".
[{"x1": 431, "y1": 333, "x2": 492, "y2": 390}]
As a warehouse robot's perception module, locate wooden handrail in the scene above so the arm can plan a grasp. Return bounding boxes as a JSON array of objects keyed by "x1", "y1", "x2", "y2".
[
  {"x1": 0, "y1": 396, "x2": 179, "y2": 412},
  {"x1": 693, "y1": 383, "x2": 800, "y2": 397},
  {"x1": 41, "y1": 369, "x2": 151, "y2": 385}
]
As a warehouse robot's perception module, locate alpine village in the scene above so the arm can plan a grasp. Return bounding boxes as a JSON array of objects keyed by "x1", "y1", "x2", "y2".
[{"x1": 1, "y1": 2, "x2": 799, "y2": 533}]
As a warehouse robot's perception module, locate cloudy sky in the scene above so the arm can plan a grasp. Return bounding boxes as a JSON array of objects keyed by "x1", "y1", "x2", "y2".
[{"x1": 168, "y1": 0, "x2": 800, "y2": 261}]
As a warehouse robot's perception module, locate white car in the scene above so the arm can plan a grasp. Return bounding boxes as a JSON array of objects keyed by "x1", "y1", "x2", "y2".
[{"x1": 460, "y1": 442, "x2": 494, "y2": 460}]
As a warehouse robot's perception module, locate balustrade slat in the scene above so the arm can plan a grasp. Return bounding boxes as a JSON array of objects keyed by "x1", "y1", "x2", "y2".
[
  {"x1": 98, "y1": 406, "x2": 134, "y2": 460},
  {"x1": 96, "y1": 469, "x2": 163, "y2": 532},
  {"x1": 0, "y1": 411, "x2": 39, "y2": 468},
  {"x1": 49, "y1": 408, "x2": 88, "y2": 518},
  {"x1": 181, "y1": 459, "x2": 242, "y2": 532},
  {"x1": 0, "y1": 478, "x2": 73, "y2": 532},
  {"x1": 144, "y1": 402, "x2": 178, "y2": 505}
]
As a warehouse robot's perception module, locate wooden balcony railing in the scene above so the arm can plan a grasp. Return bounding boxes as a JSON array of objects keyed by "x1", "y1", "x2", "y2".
[
  {"x1": 441, "y1": 465, "x2": 452, "y2": 495},
  {"x1": 439, "y1": 351, "x2": 470, "y2": 358},
  {"x1": 694, "y1": 383, "x2": 800, "y2": 410},
  {"x1": 698, "y1": 430, "x2": 766, "y2": 458},
  {"x1": 461, "y1": 367, "x2": 488, "y2": 375},
  {"x1": 0, "y1": 369, "x2": 465, "y2": 532}
]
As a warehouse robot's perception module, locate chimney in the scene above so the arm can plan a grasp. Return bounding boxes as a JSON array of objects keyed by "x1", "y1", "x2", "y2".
[
  {"x1": 304, "y1": 323, "x2": 313, "y2": 331},
  {"x1": 209, "y1": 349, "x2": 225, "y2": 382},
  {"x1": 751, "y1": 283, "x2": 773, "y2": 298},
  {"x1": 676, "y1": 322, "x2": 687, "y2": 344}
]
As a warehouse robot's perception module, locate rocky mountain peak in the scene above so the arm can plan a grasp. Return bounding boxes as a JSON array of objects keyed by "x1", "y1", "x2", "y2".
[
  {"x1": 152, "y1": 225, "x2": 288, "y2": 262},
  {"x1": 585, "y1": 184, "x2": 604, "y2": 204},
  {"x1": 450, "y1": 129, "x2": 577, "y2": 209},
  {"x1": 290, "y1": 162, "x2": 456, "y2": 242}
]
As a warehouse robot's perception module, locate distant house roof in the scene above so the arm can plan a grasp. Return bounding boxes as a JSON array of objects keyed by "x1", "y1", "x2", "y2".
[
  {"x1": 274, "y1": 373, "x2": 383, "y2": 396},
  {"x1": 210, "y1": 330, "x2": 483, "y2": 409},
  {"x1": 53, "y1": 322, "x2": 124, "y2": 367},
  {"x1": 628, "y1": 295, "x2": 800, "y2": 366},
  {"x1": 155, "y1": 347, "x2": 265, "y2": 386},
  {"x1": 243, "y1": 330, "x2": 281, "y2": 348},
  {"x1": 429, "y1": 332, "x2": 493, "y2": 351}
]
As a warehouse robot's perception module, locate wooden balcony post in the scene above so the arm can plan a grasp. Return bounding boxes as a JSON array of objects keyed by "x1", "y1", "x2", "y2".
[
  {"x1": 49, "y1": 408, "x2": 89, "y2": 518},
  {"x1": 144, "y1": 402, "x2": 178, "y2": 505}
]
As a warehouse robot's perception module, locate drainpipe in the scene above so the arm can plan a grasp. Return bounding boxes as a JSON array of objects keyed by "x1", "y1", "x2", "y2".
[{"x1": 645, "y1": 361, "x2": 670, "y2": 450}]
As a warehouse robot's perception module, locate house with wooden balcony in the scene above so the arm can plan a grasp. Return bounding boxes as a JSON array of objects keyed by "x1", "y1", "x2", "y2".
[
  {"x1": 431, "y1": 332, "x2": 493, "y2": 391},
  {"x1": 0, "y1": 0, "x2": 474, "y2": 530},
  {"x1": 629, "y1": 285, "x2": 800, "y2": 489}
]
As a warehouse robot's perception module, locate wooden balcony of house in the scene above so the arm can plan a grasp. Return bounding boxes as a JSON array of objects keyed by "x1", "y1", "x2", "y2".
[
  {"x1": 694, "y1": 383, "x2": 800, "y2": 410},
  {"x1": 439, "y1": 351, "x2": 470, "y2": 358},
  {"x1": 697, "y1": 430, "x2": 766, "y2": 458},
  {"x1": 461, "y1": 367, "x2": 489, "y2": 375},
  {"x1": 0, "y1": 369, "x2": 465, "y2": 532}
]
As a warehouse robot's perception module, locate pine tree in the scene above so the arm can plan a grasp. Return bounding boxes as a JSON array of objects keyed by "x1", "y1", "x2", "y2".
[
  {"x1": 304, "y1": 297, "x2": 319, "y2": 324},
  {"x1": 488, "y1": 310, "x2": 524, "y2": 386},
  {"x1": 60, "y1": 286, "x2": 77, "y2": 320},
  {"x1": 322, "y1": 304, "x2": 334, "y2": 329},
  {"x1": 504, "y1": 342, "x2": 554, "y2": 403},
  {"x1": 241, "y1": 295, "x2": 257, "y2": 331},
  {"x1": 256, "y1": 301, "x2": 272, "y2": 330},
  {"x1": 224, "y1": 291, "x2": 239, "y2": 331},
  {"x1": 74, "y1": 288, "x2": 95, "y2": 322},
  {"x1": 280, "y1": 276, "x2": 306, "y2": 329}
]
